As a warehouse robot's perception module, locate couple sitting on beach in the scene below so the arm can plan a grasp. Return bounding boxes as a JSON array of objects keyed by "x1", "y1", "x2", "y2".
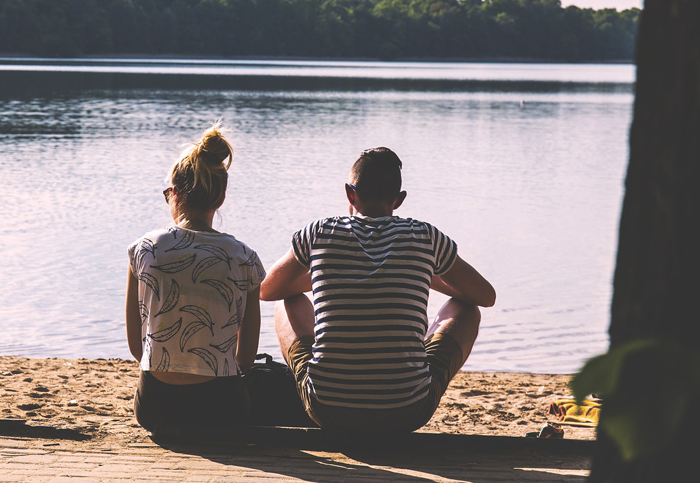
[{"x1": 125, "y1": 123, "x2": 495, "y2": 435}]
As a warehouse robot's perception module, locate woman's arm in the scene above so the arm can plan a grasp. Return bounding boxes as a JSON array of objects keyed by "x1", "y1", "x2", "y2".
[
  {"x1": 125, "y1": 264, "x2": 143, "y2": 362},
  {"x1": 236, "y1": 286, "x2": 261, "y2": 372}
]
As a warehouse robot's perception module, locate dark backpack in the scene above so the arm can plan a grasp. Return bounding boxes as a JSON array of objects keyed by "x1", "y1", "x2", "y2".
[{"x1": 242, "y1": 353, "x2": 317, "y2": 428}]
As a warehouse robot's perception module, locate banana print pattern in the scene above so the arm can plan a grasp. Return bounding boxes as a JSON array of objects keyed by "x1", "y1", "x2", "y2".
[
  {"x1": 237, "y1": 254, "x2": 264, "y2": 294},
  {"x1": 128, "y1": 226, "x2": 265, "y2": 378},
  {"x1": 192, "y1": 256, "x2": 224, "y2": 283},
  {"x1": 179, "y1": 305, "x2": 214, "y2": 334},
  {"x1": 165, "y1": 230, "x2": 195, "y2": 252},
  {"x1": 179, "y1": 321, "x2": 208, "y2": 352},
  {"x1": 238, "y1": 252, "x2": 258, "y2": 268},
  {"x1": 195, "y1": 244, "x2": 232, "y2": 268},
  {"x1": 135, "y1": 238, "x2": 156, "y2": 267},
  {"x1": 188, "y1": 347, "x2": 219, "y2": 375},
  {"x1": 147, "y1": 317, "x2": 182, "y2": 342},
  {"x1": 151, "y1": 254, "x2": 197, "y2": 274},
  {"x1": 154, "y1": 279, "x2": 180, "y2": 317},
  {"x1": 210, "y1": 334, "x2": 238, "y2": 354},
  {"x1": 200, "y1": 279, "x2": 235, "y2": 311},
  {"x1": 138, "y1": 272, "x2": 160, "y2": 301},
  {"x1": 221, "y1": 313, "x2": 239, "y2": 329},
  {"x1": 155, "y1": 347, "x2": 170, "y2": 372},
  {"x1": 138, "y1": 302, "x2": 149, "y2": 325},
  {"x1": 227, "y1": 276, "x2": 255, "y2": 291},
  {"x1": 254, "y1": 260, "x2": 265, "y2": 278}
]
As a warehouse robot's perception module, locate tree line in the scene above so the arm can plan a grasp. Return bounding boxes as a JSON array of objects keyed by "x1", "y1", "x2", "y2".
[{"x1": 0, "y1": 0, "x2": 640, "y2": 61}]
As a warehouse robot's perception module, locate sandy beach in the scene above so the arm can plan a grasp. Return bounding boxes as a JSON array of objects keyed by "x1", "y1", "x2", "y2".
[{"x1": 0, "y1": 356, "x2": 596, "y2": 444}]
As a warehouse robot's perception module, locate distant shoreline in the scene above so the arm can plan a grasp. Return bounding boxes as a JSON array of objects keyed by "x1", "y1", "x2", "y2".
[{"x1": 0, "y1": 53, "x2": 635, "y2": 65}]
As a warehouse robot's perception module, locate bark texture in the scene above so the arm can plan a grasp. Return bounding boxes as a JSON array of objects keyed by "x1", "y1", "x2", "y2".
[
  {"x1": 610, "y1": 0, "x2": 700, "y2": 346},
  {"x1": 591, "y1": 0, "x2": 700, "y2": 480}
]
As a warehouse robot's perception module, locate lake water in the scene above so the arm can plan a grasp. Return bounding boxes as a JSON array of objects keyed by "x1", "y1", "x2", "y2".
[{"x1": 0, "y1": 59, "x2": 634, "y2": 373}]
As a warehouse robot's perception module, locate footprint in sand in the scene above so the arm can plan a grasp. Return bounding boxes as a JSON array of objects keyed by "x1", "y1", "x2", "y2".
[
  {"x1": 461, "y1": 390, "x2": 489, "y2": 397},
  {"x1": 17, "y1": 403, "x2": 44, "y2": 411}
]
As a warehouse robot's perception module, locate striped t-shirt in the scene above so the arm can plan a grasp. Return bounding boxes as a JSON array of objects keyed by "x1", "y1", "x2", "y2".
[{"x1": 292, "y1": 215, "x2": 458, "y2": 409}]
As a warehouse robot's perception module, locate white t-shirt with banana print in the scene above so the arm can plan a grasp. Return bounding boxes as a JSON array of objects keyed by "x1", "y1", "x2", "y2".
[{"x1": 128, "y1": 226, "x2": 265, "y2": 377}]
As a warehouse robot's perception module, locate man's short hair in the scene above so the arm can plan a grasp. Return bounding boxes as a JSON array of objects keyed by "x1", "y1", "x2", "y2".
[{"x1": 349, "y1": 147, "x2": 403, "y2": 203}]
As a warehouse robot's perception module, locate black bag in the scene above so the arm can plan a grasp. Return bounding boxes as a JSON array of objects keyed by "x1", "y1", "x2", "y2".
[{"x1": 242, "y1": 353, "x2": 317, "y2": 427}]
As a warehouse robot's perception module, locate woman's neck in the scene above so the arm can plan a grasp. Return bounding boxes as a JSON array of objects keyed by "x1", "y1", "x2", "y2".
[{"x1": 174, "y1": 210, "x2": 217, "y2": 232}]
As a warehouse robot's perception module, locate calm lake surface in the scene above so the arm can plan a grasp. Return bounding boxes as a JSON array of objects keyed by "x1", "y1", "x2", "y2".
[{"x1": 0, "y1": 59, "x2": 634, "y2": 373}]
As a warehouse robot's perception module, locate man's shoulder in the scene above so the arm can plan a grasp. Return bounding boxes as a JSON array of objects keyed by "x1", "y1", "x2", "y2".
[
  {"x1": 297, "y1": 216, "x2": 441, "y2": 237},
  {"x1": 385, "y1": 216, "x2": 433, "y2": 231},
  {"x1": 310, "y1": 216, "x2": 437, "y2": 232},
  {"x1": 296, "y1": 216, "x2": 342, "y2": 232}
]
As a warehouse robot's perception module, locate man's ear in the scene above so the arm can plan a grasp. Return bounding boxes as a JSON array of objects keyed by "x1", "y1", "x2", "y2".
[
  {"x1": 393, "y1": 191, "x2": 407, "y2": 210},
  {"x1": 345, "y1": 183, "x2": 356, "y2": 205}
]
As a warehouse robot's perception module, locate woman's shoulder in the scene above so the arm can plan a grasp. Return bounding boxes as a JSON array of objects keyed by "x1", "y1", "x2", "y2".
[
  {"x1": 205, "y1": 234, "x2": 265, "y2": 282},
  {"x1": 130, "y1": 226, "x2": 174, "y2": 243},
  {"x1": 128, "y1": 227, "x2": 173, "y2": 251},
  {"x1": 129, "y1": 227, "x2": 261, "y2": 262},
  {"x1": 215, "y1": 234, "x2": 259, "y2": 261}
]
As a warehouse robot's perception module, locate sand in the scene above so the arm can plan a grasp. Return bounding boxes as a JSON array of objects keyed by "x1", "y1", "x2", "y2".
[{"x1": 0, "y1": 356, "x2": 596, "y2": 444}]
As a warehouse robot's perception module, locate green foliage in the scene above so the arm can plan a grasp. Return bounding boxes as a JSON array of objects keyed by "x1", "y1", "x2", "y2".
[
  {"x1": 572, "y1": 339, "x2": 700, "y2": 461},
  {"x1": 0, "y1": 0, "x2": 640, "y2": 60}
]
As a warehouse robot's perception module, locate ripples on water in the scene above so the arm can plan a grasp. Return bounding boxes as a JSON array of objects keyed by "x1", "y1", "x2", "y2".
[{"x1": 0, "y1": 60, "x2": 633, "y2": 373}]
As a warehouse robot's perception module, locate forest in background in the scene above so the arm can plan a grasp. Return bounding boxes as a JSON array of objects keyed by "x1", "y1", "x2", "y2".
[{"x1": 0, "y1": 0, "x2": 640, "y2": 61}]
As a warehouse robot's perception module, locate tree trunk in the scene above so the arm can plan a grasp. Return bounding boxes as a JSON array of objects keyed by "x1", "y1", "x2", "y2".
[{"x1": 591, "y1": 0, "x2": 700, "y2": 480}]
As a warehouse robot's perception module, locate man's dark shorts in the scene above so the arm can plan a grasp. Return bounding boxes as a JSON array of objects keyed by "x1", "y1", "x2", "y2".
[{"x1": 287, "y1": 333, "x2": 464, "y2": 434}]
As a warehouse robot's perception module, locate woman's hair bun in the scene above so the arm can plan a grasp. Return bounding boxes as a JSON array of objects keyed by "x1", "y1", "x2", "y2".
[
  {"x1": 197, "y1": 121, "x2": 233, "y2": 169},
  {"x1": 167, "y1": 121, "x2": 233, "y2": 211}
]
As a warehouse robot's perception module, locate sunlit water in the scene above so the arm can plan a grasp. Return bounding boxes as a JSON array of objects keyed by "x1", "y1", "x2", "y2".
[{"x1": 0, "y1": 59, "x2": 634, "y2": 373}]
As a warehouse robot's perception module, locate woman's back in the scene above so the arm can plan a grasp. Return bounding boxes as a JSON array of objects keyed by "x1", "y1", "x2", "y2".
[{"x1": 129, "y1": 227, "x2": 264, "y2": 378}]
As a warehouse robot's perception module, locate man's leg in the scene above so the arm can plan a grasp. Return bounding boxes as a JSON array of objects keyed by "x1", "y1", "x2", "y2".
[
  {"x1": 275, "y1": 293, "x2": 315, "y2": 365},
  {"x1": 403, "y1": 299, "x2": 481, "y2": 432},
  {"x1": 274, "y1": 294, "x2": 327, "y2": 427},
  {"x1": 426, "y1": 298, "x2": 481, "y2": 368}
]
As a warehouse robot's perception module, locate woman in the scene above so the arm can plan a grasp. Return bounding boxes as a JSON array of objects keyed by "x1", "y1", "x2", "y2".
[{"x1": 125, "y1": 123, "x2": 264, "y2": 433}]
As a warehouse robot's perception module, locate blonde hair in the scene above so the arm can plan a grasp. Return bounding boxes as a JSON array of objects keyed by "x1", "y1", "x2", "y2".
[{"x1": 167, "y1": 121, "x2": 233, "y2": 211}]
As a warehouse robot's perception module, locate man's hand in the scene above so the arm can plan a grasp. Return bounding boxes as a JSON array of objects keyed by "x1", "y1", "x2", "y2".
[{"x1": 260, "y1": 248, "x2": 312, "y2": 301}]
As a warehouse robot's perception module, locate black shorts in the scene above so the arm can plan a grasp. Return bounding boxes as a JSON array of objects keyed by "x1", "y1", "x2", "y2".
[{"x1": 134, "y1": 371, "x2": 250, "y2": 433}]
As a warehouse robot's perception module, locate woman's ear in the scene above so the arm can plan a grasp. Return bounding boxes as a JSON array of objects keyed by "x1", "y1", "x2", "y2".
[{"x1": 393, "y1": 191, "x2": 407, "y2": 210}]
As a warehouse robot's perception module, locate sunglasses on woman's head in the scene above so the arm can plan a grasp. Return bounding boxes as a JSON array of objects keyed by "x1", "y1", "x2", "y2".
[{"x1": 163, "y1": 187, "x2": 173, "y2": 203}]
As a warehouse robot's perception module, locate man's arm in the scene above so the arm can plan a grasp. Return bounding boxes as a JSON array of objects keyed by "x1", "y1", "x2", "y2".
[
  {"x1": 259, "y1": 248, "x2": 312, "y2": 301},
  {"x1": 432, "y1": 255, "x2": 496, "y2": 307}
]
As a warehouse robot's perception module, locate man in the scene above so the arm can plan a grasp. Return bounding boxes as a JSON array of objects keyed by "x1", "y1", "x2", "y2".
[{"x1": 260, "y1": 147, "x2": 495, "y2": 433}]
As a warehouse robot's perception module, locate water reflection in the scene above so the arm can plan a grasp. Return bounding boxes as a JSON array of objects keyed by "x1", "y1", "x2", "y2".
[{"x1": 0, "y1": 61, "x2": 632, "y2": 373}]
